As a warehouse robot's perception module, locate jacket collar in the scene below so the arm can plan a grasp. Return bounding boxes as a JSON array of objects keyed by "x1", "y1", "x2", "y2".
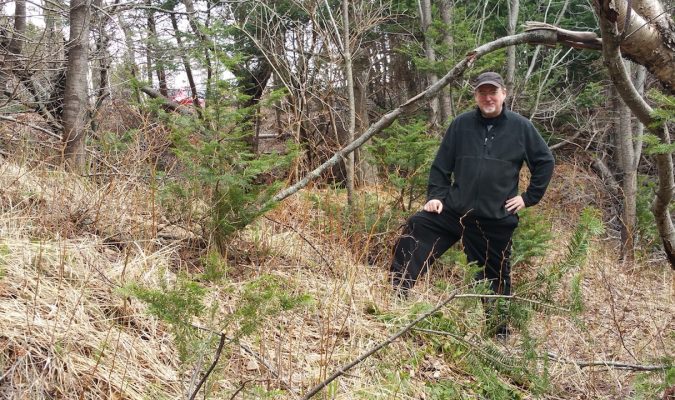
[{"x1": 474, "y1": 106, "x2": 508, "y2": 125}]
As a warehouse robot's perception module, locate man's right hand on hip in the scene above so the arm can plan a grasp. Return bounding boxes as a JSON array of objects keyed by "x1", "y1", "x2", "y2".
[{"x1": 423, "y1": 199, "x2": 443, "y2": 214}]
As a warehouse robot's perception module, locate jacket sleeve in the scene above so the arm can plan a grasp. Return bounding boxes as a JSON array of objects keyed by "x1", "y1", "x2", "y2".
[
  {"x1": 522, "y1": 123, "x2": 554, "y2": 207},
  {"x1": 427, "y1": 123, "x2": 456, "y2": 202}
]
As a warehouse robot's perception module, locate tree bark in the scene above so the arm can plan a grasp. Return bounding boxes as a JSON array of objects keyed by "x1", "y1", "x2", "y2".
[
  {"x1": 595, "y1": 0, "x2": 675, "y2": 268},
  {"x1": 145, "y1": 2, "x2": 167, "y2": 96},
  {"x1": 418, "y1": 0, "x2": 440, "y2": 128},
  {"x1": 614, "y1": 65, "x2": 636, "y2": 262},
  {"x1": 0, "y1": 0, "x2": 25, "y2": 98},
  {"x1": 505, "y1": 0, "x2": 519, "y2": 96},
  {"x1": 340, "y1": 0, "x2": 356, "y2": 204},
  {"x1": 62, "y1": 0, "x2": 92, "y2": 170},
  {"x1": 439, "y1": 0, "x2": 454, "y2": 120},
  {"x1": 602, "y1": 0, "x2": 675, "y2": 93}
]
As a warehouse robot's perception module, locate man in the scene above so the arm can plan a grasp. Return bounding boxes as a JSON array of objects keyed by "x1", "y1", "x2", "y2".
[{"x1": 389, "y1": 71, "x2": 554, "y2": 335}]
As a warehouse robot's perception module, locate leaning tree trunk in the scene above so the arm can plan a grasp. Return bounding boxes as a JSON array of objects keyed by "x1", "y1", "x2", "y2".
[
  {"x1": 62, "y1": 0, "x2": 91, "y2": 170},
  {"x1": 594, "y1": 0, "x2": 675, "y2": 268},
  {"x1": 596, "y1": 0, "x2": 675, "y2": 93}
]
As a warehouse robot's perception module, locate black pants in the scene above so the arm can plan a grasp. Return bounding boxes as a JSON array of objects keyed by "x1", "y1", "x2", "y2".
[{"x1": 390, "y1": 208, "x2": 518, "y2": 296}]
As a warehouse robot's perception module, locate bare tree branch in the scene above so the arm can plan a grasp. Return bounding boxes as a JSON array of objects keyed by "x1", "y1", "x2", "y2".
[{"x1": 0, "y1": 115, "x2": 61, "y2": 139}]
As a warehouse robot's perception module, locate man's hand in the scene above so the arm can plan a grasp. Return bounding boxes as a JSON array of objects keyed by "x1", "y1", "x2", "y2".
[
  {"x1": 505, "y1": 196, "x2": 525, "y2": 214},
  {"x1": 423, "y1": 199, "x2": 443, "y2": 214}
]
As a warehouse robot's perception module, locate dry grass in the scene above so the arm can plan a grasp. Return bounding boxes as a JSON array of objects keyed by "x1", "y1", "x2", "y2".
[{"x1": 0, "y1": 150, "x2": 672, "y2": 399}]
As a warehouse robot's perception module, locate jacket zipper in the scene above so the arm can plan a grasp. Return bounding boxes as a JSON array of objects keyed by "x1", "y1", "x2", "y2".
[{"x1": 473, "y1": 128, "x2": 489, "y2": 212}]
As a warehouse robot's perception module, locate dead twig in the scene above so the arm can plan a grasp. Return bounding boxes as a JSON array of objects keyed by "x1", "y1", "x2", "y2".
[
  {"x1": 547, "y1": 352, "x2": 669, "y2": 371},
  {"x1": 228, "y1": 380, "x2": 252, "y2": 400},
  {"x1": 454, "y1": 293, "x2": 571, "y2": 313},
  {"x1": 190, "y1": 323, "x2": 300, "y2": 399},
  {"x1": 301, "y1": 291, "x2": 459, "y2": 399},
  {"x1": 263, "y1": 216, "x2": 335, "y2": 274},
  {"x1": 189, "y1": 333, "x2": 226, "y2": 400}
]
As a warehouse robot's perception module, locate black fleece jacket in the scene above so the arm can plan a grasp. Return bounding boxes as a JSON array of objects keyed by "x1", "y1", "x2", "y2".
[{"x1": 427, "y1": 107, "x2": 554, "y2": 219}]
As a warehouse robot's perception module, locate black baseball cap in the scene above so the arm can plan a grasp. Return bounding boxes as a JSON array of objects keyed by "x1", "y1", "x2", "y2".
[{"x1": 473, "y1": 72, "x2": 505, "y2": 89}]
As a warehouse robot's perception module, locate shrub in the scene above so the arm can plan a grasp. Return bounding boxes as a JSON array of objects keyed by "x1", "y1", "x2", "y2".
[
  {"x1": 157, "y1": 85, "x2": 295, "y2": 252},
  {"x1": 367, "y1": 119, "x2": 438, "y2": 212}
]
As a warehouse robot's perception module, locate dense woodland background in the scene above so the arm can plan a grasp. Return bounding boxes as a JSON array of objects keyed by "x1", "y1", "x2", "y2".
[{"x1": 0, "y1": 0, "x2": 673, "y2": 399}]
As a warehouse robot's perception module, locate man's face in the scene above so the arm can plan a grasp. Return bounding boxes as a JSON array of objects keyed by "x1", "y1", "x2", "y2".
[{"x1": 474, "y1": 84, "x2": 507, "y2": 118}]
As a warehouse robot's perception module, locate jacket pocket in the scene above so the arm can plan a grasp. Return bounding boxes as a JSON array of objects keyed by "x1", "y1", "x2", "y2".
[
  {"x1": 476, "y1": 157, "x2": 520, "y2": 218},
  {"x1": 448, "y1": 156, "x2": 479, "y2": 213}
]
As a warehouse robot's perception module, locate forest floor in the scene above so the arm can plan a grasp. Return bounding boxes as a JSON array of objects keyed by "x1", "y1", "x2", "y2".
[{"x1": 0, "y1": 152, "x2": 672, "y2": 399}]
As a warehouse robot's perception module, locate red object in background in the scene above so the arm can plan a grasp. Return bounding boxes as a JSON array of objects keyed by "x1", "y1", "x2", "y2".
[{"x1": 170, "y1": 88, "x2": 205, "y2": 107}]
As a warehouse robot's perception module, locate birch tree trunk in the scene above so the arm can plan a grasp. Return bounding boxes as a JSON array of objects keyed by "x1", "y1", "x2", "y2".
[
  {"x1": 614, "y1": 63, "x2": 636, "y2": 262},
  {"x1": 118, "y1": 14, "x2": 142, "y2": 104},
  {"x1": 505, "y1": 0, "x2": 519, "y2": 97},
  {"x1": 598, "y1": 0, "x2": 675, "y2": 92},
  {"x1": 595, "y1": 0, "x2": 675, "y2": 268},
  {"x1": 62, "y1": 0, "x2": 91, "y2": 170},
  {"x1": 419, "y1": 0, "x2": 440, "y2": 128},
  {"x1": 343, "y1": 0, "x2": 356, "y2": 205},
  {"x1": 439, "y1": 0, "x2": 454, "y2": 120}
]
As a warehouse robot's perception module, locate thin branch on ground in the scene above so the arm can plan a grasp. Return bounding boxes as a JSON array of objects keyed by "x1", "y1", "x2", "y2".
[
  {"x1": 454, "y1": 293, "x2": 571, "y2": 313},
  {"x1": 547, "y1": 352, "x2": 670, "y2": 371},
  {"x1": 301, "y1": 291, "x2": 459, "y2": 399},
  {"x1": 263, "y1": 216, "x2": 335, "y2": 274}
]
